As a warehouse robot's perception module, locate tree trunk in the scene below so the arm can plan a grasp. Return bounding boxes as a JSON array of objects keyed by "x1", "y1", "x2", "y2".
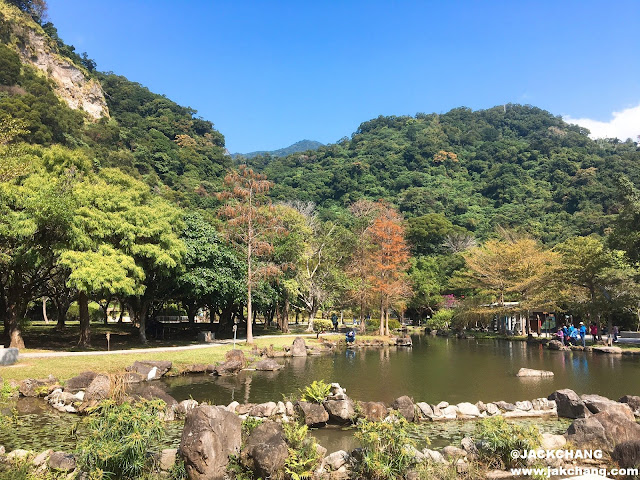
[
  {"x1": 118, "y1": 300, "x2": 125, "y2": 324},
  {"x1": 6, "y1": 302, "x2": 26, "y2": 349},
  {"x1": 42, "y1": 297, "x2": 49, "y2": 324},
  {"x1": 385, "y1": 307, "x2": 390, "y2": 336},
  {"x1": 138, "y1": 303, "x2": 149, "y2": 344},
  {"x1": 359, "y1": 298, "x2": 366, "y2": 334},
  {"x1": 282, "y1": 296, "x2": 290, "y2": 333},
  {"x1": 78, "y1": 292, "x2": 91, "y2": 347},
  {"x1": 186, "y1": 302, "x2": 198, "y2": 326},
  {"x1": 379, "y1": 297, "x2": 385, "y2": 336}
]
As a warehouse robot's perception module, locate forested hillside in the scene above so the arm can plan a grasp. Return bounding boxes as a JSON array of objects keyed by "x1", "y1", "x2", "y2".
[
  {"x1": 245, "y1": 107, "x2": 640, "y2": 244},
  {"x1": 233, "y1": 139, "x2": 324, "y2": 159}
]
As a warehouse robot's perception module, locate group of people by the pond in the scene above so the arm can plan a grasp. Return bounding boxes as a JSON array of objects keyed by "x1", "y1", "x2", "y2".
[{"x1": 555, "y1": 322, "x2": 619, "y2": 346}]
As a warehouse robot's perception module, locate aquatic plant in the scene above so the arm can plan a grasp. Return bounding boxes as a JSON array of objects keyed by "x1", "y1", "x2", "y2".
[{"x1": 473, "y1": 416, "x2": 541, "y2": 468}]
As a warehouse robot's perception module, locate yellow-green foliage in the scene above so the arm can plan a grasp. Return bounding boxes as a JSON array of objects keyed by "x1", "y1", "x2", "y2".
[
  {"x1": 299, "y1": 380, "x2": 330, "y2": 403},
  {"x1": 354, "y1": 416, "x2": 419, "y2": 480},
  {"x1": 76, "y1": 399, "x2": 167, "y2": 479},
  {"x1": 473, "y1": 416, "x2": 541, "y2": 469}
]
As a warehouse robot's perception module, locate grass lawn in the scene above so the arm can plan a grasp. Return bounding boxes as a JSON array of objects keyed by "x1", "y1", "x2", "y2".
[{"x1": 0, "y1": 335, "x2": 326, "y2": 383}]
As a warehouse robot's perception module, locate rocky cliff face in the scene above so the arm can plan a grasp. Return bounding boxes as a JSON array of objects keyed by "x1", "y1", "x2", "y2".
[
  {"x1": 17, "y1": 29, "x2": 109, "y2": 119},
  {"x1": 2, "y1": 2, "x2": 108, "y2": 119}
]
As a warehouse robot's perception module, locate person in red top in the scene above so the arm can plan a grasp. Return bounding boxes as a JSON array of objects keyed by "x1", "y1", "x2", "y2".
[{"x1": 589, "y1": 323, "x2": 598, "y2": 343}]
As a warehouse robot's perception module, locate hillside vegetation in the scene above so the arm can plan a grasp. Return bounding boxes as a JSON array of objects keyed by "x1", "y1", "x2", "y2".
[{"x1": 245, "y1": 107, "x2": 639, "y2": 244}]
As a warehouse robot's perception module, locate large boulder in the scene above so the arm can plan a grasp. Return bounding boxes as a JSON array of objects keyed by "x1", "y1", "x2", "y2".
[
  {"x1": 581, "y1": 394, "x2": 634, "y2": 420},
  {"x1": 0, "y1": 347, "x2": 19, "y2": 366},
  {"x1": 254, "y1": 359, "x2": 283, "y2": 371},
  {"x1": 494, "y1": 401, "x2": 516, "y2": 412},
  {"x1": 566, "y1": 410, "x2": 640, "y2": 451},
  {"x1": 19, "y1": 376, "x2": 58, "y2": 397},
  {"x1": 323, "y1": 398, "x2": 356, "y2": 423},
  {"x1": 248, "y1": 402, "x2": 278, "y2": 418},
  {"x1": 457, "y1": 402, "x2": 481, "y2": 417},
  {"x1": 48, "y1": 452, "x2": 76, "y2": 472},
  {"x1": 225, "y1": 349, "x2": 246, "y2": 367},
  {"x1": 297, "y1": 401, "x2": 329, "y2": 426},
  {"x1": 125, "y1": 360, "x2": 172, "y2": 380},
  {"x1": 516, "y1": 368, "x2": 554, "y2": 377},
  {"x1": 213, "y1": 360, "x2": 243, "y2": 376},
  {"x1": 548, "y1": 389, "x2": 591, "y2": 419},
  {"x1": 392, "y1": 396, "x2": 416, "y2": 422},
  {"x1": 240, "y1": 421, "x2": 288, "y2": 478},
  {"x1": 84, "y1": 374, "x2": 112, "y2": 402},
  {"x1": 359, "y1": 401, "x2": 388, "y2": 421},
  {"x1": 180, "y1": 405, "x2": 242, "y2": 480},
  {"x1": 135, "y1": 384, "x2": 178, "y2": 406},
  {"x1": 619, "y1": 395, "x2": 640, "y2": 416},
  {"x1": 291, "y1": 337, "x2": 308, "y2": 357},
  {"x1": 612, "y1": 441, "x2": 640, "y2": 468},
  {"x1": 63, "y1": 371, "x2": 97, "y2": 393},
  {"x1": 548, "y1": 340, "x2": 568, "y2": 350}
]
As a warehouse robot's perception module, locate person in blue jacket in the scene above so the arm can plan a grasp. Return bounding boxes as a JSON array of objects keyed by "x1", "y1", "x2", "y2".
[
  {"x1": 346, "y1": 329, "x2": 356, "y2": 344},
  {"x1": 579, "y1": 322, "x2": 587, "y2": 347}
]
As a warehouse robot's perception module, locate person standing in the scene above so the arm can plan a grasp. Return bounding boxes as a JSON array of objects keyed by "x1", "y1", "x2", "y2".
[
  {"x1": 579, "y1": 322, "x2": 587, "y2": 347},
  {"x1": 331, "y1": 312, "x2": 338, "y2": 332}
]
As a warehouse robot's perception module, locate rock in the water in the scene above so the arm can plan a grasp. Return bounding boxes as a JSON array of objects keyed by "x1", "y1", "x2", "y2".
[
  {"x1": 291, "y1": 337, "x2": 308, "y2": 357},
  {"x1": 240, "y1": 421, "x2": 288, "y2": 478},
  {"x1": 593, "y1": 346, "x2": 623, "y2": 354},
  {"x1": 180, "y1": 405, "x2": 242, "y2": 480},
  {"x1": 442, "y1": 405, "x2": 459, "y2": 419},
  {"x1": 436, "y1": 401, "x2": 449, "y2": 409},
  {"x1": 516, "y1": 368, "x2": 554, "y2": 377},
  {"x1": 531, "y1": 398, "x2": 551, "y2": 411},
  {"x1": 48, "y1": 452, "x2": 76, "y2": 472},
  {"x1": 457, "y1": 402, "x2": 481, "y2": 417},
  {"x1": 135, "y1": 384, "x2": 178, "y2": 406},
  {"x1": 19, "y1": 376, "x2": 58, "y2": 397},
  {"x1": 324, "y1": 398, "x2": 356, "y2": 423},
  {"x1": 181, "y1": 364, "x2": 208, "y2": 374},
  {"x1": 612, "y1": 441, "x2": 640, "y2": 468},
  {"x1": 548, "y1": 389, "x2": 591, "y2": 419},
  {"x1": 213, "y1": 360, "x2": 243, "y2": 376},
  {"x1": 297, "y1": 401, "x2": 329, "y2": 426},
  {"x1": 63, "y1": 371, "x2": 97, "y2": 393},
  {"x1": 225, "y1": 349, "x2": 246, "y2": 367},
  {"x1": 249, "y1": 402, "x2": 278, "y2": 418},
  {"x1": 566, "y1": 410, "x2": 640, "y2": 451},
  {"x1": 84, "y1": 374, "x2": 111, "y2": 402},
  {"x1": 126, "y1": 360, "x2": 172, "y2": 380},
  {"x1": 442, "y1": 446, "x2": 467, "y2": 459},
  {"x1": 494, "y1": 401, "x2": 516, "y2": 412},
  {"x1": 548, "y1": 340, "x2": 568, "y2": 350},
  {"x1": 254, "y1": 359, "x2": 283, "y2": 371},
  {"x1": 485, "y1": 403, "x2": 500, "y2": 415},
  {"x1": 422, "y1": 448, "x2": 446, "y2": 464},
  {"x1": 32, "y1": 449, "x2": 52, "y2": 466},
  {"x1": 416, "y1": 402, "x2": 433, "y2": 418},
  {"x1": 392, "y1": 396, "x2": 416, "y2": 422},
  {"x1": 581, "y1": 394, "x2": 634, "y2": 420},
  {"x1": 323, "y1": 450, "x2": 349, "y2": 470},
  {"x1": 515, "y1": 401, "x2": 533, "y2": 411},
  {"x1": 358, "y1": 401, "x2": 388, "y2": 421}
]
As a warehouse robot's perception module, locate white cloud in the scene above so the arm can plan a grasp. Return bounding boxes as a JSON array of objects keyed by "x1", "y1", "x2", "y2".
[{"x1": 564, "y1": 103, "x2": 640, "y2": 141}]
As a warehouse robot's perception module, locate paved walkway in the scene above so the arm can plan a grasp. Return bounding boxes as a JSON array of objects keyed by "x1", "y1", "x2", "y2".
[{"x1": 20, "y1": 333, "x2": 317, "y2": 359}]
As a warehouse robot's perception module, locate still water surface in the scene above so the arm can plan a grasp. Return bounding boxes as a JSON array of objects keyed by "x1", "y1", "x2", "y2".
[
  {"x1": 2, "y1": 336, "x2": 638, "y2": 452},
  {"x1": 163, "y1": 336, "x2": 640, "y2": 405}
]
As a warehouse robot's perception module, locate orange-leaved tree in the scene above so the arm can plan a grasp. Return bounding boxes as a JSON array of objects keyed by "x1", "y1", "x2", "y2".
[
  {"x1": 218, "y1": 165, "x2": 282, "y2": 343},
  {"x1": 366, "y1": 201, "x2": 411, "y2": 336}
]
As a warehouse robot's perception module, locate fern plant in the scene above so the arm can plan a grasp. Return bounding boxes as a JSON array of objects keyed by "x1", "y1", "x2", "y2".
[{"x1": 299, "y1": 380, "x2": 331, "y2": 403}]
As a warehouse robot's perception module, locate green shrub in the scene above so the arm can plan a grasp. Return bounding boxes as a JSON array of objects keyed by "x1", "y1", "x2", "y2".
[
  {"x1": 354, "y1": 417, "x2": 419, "y2": 480},
  {"x1": 387, "y1": 318, "x2": 402, "y2": 330},
  {"x1": 364, "y1": 317, "x2": 401, "y2": 332},
  {"x1": 473, "y1": 416, "x2": 541, "y2": 468},
  {"x1": 299, "y1": 380, "x2": 331, "y2": 403},
  {"x1": 76, "y1": 398, "x2": 167, "y2": 479},
  {"x1": 241, "y1": 417, "x2": 264, "y2": 441},
  {"x1": 283, "y1": 421, "x2": 321, "y2": 480},
  {"x1": 428, "y1": 309, "x2": 454, "y2": 330},
  {"x1": 0, "y1": 381, "x2": 17, "y2": 401},
  {"x1": 312, "y1": 319, "x2": 332, "y2": 337}
]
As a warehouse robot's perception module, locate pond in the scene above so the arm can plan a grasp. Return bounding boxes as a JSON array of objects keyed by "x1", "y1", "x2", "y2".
[
  {"x1": 2, "y1": 335, "x2": 638, "y2": 453},
  {"x1": 163, "y1": 335, "x2": 640, "y2": 406}
]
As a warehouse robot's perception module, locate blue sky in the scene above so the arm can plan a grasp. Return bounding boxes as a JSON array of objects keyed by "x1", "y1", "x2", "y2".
[{"x1": 47, "y1": 1, "x2": 640, "y2": 152}]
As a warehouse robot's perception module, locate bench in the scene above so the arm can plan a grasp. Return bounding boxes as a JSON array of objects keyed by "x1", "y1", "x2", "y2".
[{"x1": 616, "y1": 331, "x2": 640, "y2": 344}]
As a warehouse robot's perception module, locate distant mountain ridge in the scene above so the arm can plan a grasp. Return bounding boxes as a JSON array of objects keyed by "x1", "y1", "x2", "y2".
[{"x1": 233, "y1": 139, "x2": 324, "y2": 159}]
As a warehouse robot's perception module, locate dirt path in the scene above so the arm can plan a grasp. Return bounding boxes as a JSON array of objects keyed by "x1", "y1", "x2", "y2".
[{"x1": 19, "y1": 333, "x2": 317, "y2": 359}]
